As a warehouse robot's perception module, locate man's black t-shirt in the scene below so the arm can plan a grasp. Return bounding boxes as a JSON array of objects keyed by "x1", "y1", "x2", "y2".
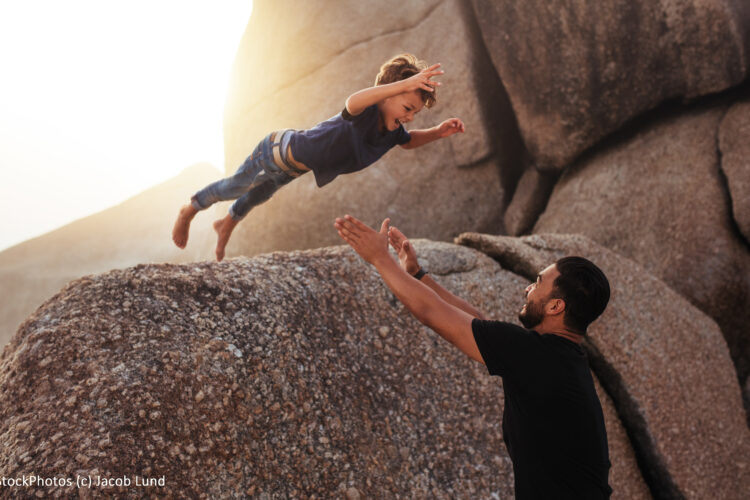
[{"x1": 472, "y1": 319, "x2": 612, "y2": 499}]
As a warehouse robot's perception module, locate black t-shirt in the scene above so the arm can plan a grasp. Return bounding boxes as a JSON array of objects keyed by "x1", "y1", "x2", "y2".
[{"x1": 472, "y1": 319, "x2": 612, "y2": 500}]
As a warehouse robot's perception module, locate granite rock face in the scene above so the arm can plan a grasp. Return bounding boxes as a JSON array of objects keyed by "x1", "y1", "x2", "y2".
[
  {"x1": 471, "y1": 0, "x2": 750, "y2": 170},
  {"x1": 502, "y1": 166, "x2": 558, "y2": 237},
  {"x1": 0, "y1": 242, "x2": 650, "y2": 498},
  {"x1": 533, "y1": 100, "x2": 750, "y2": 391},
  {"x1": 220, "y1": 0, "x2": 526, "y2": 258},
  {"x1": 457, "y1": 232, "x2": 750, "y2": 499},
  {"x1": 718, "y1": 96, "x2": 750, "y2": 242},
  {"x1": 0, "y1": 163, "x2": 218, "y2": 350}
]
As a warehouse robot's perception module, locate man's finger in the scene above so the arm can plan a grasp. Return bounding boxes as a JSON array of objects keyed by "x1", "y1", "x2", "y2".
[
  {"x1": 337, "y1": 225, "x2": 360, "y2": 240},
  {"x1": 337, "y1": 218, "x2": 363, "y2": 236},
  {"x1": 334, "y1": 220, "x2": 360, "y2": 240},
  {"x1": 336, "y1": 229, "x2": 356, "y2": 246},
  {"x1": 344, "y1": 214, "x2": 371, "y2": 232},
  {"x1": 380, "y1": 218, "x2": 390, "y2": 235},
  {"x1": 390, "y1": 226, "x2": 406, "y2": 240}
]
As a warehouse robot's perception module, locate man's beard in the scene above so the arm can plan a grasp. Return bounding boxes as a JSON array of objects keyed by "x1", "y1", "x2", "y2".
[{"x1": 518, "y1": 298, "x2": 545, "y2": 329}]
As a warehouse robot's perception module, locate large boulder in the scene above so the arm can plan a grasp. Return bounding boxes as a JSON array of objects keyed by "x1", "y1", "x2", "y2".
[
  {"x1": 502, "y1": 166, "x2": 558, "y2": 236},
  {"x1": 220, "y1": 0, "x2": 526, "y2": 258},
  {"x1": 0, "y1": 242, "x2": 647, "y2": 498},
  {"x1": 471, "y1": 0, "x2": 750, "y2": 170},
  {"x1": 458, "y1": 232, "x2": 750, "y2": 499},
  {"x1": 718, "y1": 96, "x2": 750, "y2": 242},
  {"x1": 532, "y1": 101, "x2": 750, "y2": 390},
  {"x1": 0, "y1": 163, "x2": 218, "y2": 350}
]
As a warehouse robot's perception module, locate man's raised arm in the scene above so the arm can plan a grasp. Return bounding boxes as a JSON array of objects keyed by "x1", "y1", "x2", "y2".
[
  {"x1": 387, "y1": 225, "x2": 487, "y2": 320},
  {"x1": 334, "y1": 215, "x2": 484, "y2": 364}
]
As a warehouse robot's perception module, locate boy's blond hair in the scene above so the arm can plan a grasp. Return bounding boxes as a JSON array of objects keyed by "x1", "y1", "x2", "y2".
[{"x1": 375, "y1": 53, "x2": 436, "y2": 109}]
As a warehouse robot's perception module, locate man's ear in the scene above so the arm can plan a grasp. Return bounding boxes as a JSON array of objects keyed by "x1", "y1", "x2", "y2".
[{"x1": 545, "y1": 298, "x2": 566, "y2": 317}]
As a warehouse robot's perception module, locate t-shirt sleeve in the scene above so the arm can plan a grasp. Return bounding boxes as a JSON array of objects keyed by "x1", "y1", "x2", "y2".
[
  {"x1": 472, "y1": 319, "x2": 535, "y2": 377},
  {"x1": 395, "y1": 125, "x2": 411, "y2": 145},
  {"x1": 342, "y1": 104, "x2": 377, "y2": 122}
]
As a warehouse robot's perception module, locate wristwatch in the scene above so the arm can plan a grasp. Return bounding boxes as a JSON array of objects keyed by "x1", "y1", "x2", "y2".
[{"x1": 413, "y1": 268, "x2": 428, "y2": 280}]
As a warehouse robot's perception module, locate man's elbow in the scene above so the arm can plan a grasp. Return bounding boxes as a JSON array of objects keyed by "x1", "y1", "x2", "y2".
[
  {"x1": 409, "y1": 301, "x2": 439, "y2": 328},
  {"x1": 399, "y1": 141, "x2": 415, "y2": 150}
]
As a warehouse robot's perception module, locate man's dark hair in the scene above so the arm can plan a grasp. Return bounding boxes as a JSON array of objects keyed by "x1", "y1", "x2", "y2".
[{"x1": 551, "y1": 256, "x2": 610, "y2": 334}]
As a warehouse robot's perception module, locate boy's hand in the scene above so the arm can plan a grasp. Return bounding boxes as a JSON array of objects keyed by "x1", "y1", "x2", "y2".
[
  {"x1": 402, "y1": 63, "x2": 444, "y2": 93},
  {"x1": 437, "y1": 118, "x2": 465, "y2": 138},
  {"x1": 335, "y1": 215, "x2": 392, "y2": 267},
  {"x1": 388, "y1": 226, "x2": 421, "y2": 276}
]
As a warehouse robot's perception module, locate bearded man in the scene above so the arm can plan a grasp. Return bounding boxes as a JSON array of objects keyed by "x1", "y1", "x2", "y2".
[{"x1": 335, "y1": 215, "x2": 613, "y2": 500}]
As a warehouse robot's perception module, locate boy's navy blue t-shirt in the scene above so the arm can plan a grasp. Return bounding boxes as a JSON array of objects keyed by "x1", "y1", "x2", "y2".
[
  {"x1": 472, "y1": 319, "x2": 612, "y2": 500},
  {"x1": 289, "y1": 104, "x2": 411, "y2": 187}
]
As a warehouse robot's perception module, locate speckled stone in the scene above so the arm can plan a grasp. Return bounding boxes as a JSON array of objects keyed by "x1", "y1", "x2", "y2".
[
  {"x1": 531, "y1": 102, "x2": 750, "y2": 400},
  {"x1": 470, "y1": 0, "x2": 750, "y2": 170},
  {"x1": 0, "y1": 243, "x2": 527, "y2": 498},
  {"x1": 222, "y1": 0, "x2": 517, "y2": 258},
  {"x1": 457, "y1": 232, "x2": 750, "y2": 499},
  {"x1": 718, "y1": 97, "x2": 750, "y2": 243},
  {"x1": 0, "y1": 240, "x2": 655, "y2": 498}
]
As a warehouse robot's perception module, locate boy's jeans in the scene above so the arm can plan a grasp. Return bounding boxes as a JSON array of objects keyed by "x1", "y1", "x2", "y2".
[{"x1": 191, "y1": 130, "x2": 306, "y2": 220}]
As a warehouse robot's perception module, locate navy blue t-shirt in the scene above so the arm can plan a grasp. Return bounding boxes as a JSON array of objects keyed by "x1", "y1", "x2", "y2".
[
  {"x1": 472, "y1": 319, "x2": 612, "y2": 500},
  {"x1": 289, "y1": 104, "x2": 411, "y2": 187}
]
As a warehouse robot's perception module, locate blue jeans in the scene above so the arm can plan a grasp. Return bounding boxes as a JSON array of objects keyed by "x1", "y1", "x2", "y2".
[{"x1": 191, "y1": 130, "x2": 305, "y2": 220}]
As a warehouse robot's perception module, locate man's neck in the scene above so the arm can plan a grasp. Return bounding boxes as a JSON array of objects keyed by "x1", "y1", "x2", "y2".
[
  {"x1": 546, "y1": 330, "x2": 584, "y2": 344},
  {"x1": 535, "y1": 323, "x2": 584, "y2": 344}
]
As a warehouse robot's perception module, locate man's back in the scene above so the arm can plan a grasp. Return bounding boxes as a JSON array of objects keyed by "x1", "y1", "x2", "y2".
[{"x1": 472, "y1": 319, "x2": 612, "y2": 499}]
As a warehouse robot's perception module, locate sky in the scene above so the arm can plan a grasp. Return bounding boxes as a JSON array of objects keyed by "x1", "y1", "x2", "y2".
[{"x1": 0, "y1": 1, "x2": 254, "y2": 251}]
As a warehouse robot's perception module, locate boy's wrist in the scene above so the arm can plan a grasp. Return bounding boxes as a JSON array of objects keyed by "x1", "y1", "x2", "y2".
[{"x1": 384, "y1": 79, "x2": 409, "y2": 96}]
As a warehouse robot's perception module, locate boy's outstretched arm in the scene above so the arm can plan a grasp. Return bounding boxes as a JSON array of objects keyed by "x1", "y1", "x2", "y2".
[
  {"x1": 345, "y1": 63, "x2": 443, "y2": 116},
  {"x1": 400, "y1": 118, "x2": 465, "y2": 149},
  {"x1": 334, "y1": 215, "x2": 484, "y2": 364}
]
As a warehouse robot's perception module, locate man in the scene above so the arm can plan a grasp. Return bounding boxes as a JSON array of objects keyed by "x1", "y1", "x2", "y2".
[{"x1": 334, "y1": 215, "x2": 613, "y2": 499}]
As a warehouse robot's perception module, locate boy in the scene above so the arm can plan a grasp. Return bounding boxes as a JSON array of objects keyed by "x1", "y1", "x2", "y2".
[{"x1": 172, "y1": 54, "x2": 465, "y2": 261}]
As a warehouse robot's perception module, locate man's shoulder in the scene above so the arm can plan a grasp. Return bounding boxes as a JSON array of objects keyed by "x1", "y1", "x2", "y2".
[
  {"x1": 471, "y1": 319, "x2": 539, "y2": 377},
  {"x1": 472, "y1": 318, "x2": 533, "y2": 338}
]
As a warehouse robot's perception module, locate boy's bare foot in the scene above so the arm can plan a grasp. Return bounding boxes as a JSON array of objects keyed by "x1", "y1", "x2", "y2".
[
  {"x1": 213, "y1": 215, "x2": 239, "y2": 262},
  {"x1": 172, "y1": 204, "x2": 198, "y2": 249}
]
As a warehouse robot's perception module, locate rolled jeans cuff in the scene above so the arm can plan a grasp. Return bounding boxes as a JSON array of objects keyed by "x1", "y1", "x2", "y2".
[
  {"x1": 190, "y1": 196, "x2": 205, "y2": 211},
  {"x1": 228, "y1": 206, "x2": 244, "y2": 221}
]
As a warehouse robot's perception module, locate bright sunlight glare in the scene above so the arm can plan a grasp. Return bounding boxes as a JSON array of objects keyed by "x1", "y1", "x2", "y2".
[{"x1": 0, "y1": 1, "x2": 253, "y2": 251}]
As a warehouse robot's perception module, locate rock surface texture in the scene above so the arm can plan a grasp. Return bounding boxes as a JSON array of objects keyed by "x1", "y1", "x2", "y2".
[
  {"x1": 457, "y1": 232, "x2": 750, "y2": 499},
  {"x1": 0, "y1": 164, "x2": 218, "y2": 350},
  {"x1": 532, "y1": 101, "x2": 750, "y2": 393},
  {"x1": 221, "y1": 0, "x2": 527, "y2": 258},
  {"x1": 470, "y1": 0, "x2": 750, "y2": 170},
  {"x1": 0, "y1": 243, "x2": 650, "y2": 498},
  {"x1": 4, "y1": 0, "x2": 750, "y2": 498},
  {"x1": 718, "y1": 96, "x2": 750, "y2": 242}
]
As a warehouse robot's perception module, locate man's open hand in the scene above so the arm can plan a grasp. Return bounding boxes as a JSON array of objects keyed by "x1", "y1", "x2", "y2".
[
  {"x1": 388, "y1": 226, "x2": 420, "y2": 276},
  {"x1": 334, "y1": 215, "x2": 391, "y2": 266}
]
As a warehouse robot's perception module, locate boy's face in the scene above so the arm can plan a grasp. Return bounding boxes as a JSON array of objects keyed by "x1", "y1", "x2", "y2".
[{"x1": 377, "y1": 90, "x2": 425, "y2": 131}]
